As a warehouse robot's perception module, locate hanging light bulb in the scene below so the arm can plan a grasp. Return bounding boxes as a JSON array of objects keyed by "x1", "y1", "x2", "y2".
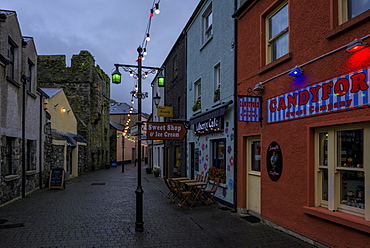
[
  {"x1": 141, "y1": 56, "x2": 145, "y2": 61},
  {"x1": 146, "y1": 33, "x2": 151, "y2": 41},
  {"x1": 155, "y1": 3, "x2": 160, "y2": 14},
  {"x1": 150, "y1": 9, "x2": 154, "y2": 17},
  {"x1": 131, "y1": 99, "x2": 134, "y2": 104},
  {"x1": 129, "y1": 71, "x2": 133, "y2": 77},
  {"x1": 135, "y1": 84, "x2": 138, "y2": 91}
]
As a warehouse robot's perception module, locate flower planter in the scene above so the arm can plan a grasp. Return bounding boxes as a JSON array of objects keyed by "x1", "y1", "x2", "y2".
[{"x1": 146, "y1": 167, "x2": 152, "y2": 174}]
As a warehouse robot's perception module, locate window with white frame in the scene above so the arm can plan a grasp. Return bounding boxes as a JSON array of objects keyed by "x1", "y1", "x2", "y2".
[
  {"x1": 266, "y1": 2, "x2": 289, "y2": 63},
  {"x1": 203, "y1": 4, "x2": 213, "y2": 42},
  {"x1": 193, "y1": 79, "x2": 202, "y2": 111},
  {"x1": 316, "y1": 123, "x2": 369, "y2": 220},
  {"x1": 214, "y1": 64, "x2": 220, "y2": 102},
  {"x1": 7, "y1": 41, "x2": 15, "y2": 80},
  {"x1": 340, "y1": 0, "x2": 370, "y2": 24}
]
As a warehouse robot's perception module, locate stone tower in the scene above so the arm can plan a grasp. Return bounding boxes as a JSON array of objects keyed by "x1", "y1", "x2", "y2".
[{"x1": 37, "y1": 50, "x2": 110, "y2": 172}]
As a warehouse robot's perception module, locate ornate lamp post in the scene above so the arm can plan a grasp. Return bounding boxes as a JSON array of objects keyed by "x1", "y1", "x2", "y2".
[{"x1": 112, "y1": 46, "x2": 163, "y2": 232}]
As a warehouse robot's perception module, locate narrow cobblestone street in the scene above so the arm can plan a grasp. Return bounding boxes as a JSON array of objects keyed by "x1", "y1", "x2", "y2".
[{"x1": 0, "y1": 163, "x2": 317, "y2": 248}]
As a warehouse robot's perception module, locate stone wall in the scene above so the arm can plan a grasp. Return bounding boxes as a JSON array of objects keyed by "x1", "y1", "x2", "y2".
[
  {"x1": 0, "y1": 136, "x2": 22, "y2": 205},
  {"x1": 38, "y1": 50, "x2": 110, "y2": 173}
]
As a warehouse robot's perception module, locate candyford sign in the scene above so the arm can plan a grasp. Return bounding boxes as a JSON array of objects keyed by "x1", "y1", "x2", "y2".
[
  {"x1": 267, "y1": 68, "x2": 369, "y2": 123},
  {"x1": 238, "y1": 96, "x2": 261, "y2": 122}
]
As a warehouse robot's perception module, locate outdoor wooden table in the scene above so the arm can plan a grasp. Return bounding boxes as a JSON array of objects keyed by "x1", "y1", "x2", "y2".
[
  {"x1": 184, "y1": 181, "x2": 207, "y2": 208},
  {"x1": 170, "y1": 177, "x2": 189, "y2": 181}
]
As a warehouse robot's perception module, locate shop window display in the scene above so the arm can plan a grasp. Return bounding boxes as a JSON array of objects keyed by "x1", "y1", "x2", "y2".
[{"x1": 316, "y1": 124, "x2": 368, "y2": 218}]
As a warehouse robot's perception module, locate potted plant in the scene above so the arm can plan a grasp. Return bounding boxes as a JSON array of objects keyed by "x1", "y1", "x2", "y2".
[
  {"x1": 192, "y1": 97, "x2": 201, "y2": 111},
  {"x1": 214, "y1": 88, "x2": 220, "y2": 102},
  {"x1": 153, "y1": 167, "x2": 161, "y2": 177},
  {"x1": 145, "y1": 166, "x2": 152, "y2": 174},
  {"x1": 207, "y1": 166, "x2": 226, "y2": 183}
]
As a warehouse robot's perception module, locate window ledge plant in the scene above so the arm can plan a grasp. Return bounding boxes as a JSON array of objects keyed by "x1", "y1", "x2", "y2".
[
  {"x1": 192, "y1": 98, "x2": 201, "y2": 112},
  {"x1": 207, "y1": 166, "x2": 226, "y2": 183}
]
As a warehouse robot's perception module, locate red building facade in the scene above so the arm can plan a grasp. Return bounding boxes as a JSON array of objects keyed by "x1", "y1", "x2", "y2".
[{"x1": 235, "y1": 0, "x2": 370, "y2": 246}]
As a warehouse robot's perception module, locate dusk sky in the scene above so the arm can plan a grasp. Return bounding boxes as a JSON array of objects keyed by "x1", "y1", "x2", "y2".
[{"x1": 1, "y1": 0, "x2": 200, "y2": 113}]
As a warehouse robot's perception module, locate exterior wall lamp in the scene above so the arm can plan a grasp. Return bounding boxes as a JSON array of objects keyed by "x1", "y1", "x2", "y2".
[
  {"x1": 346, "y1": 39, "x2": 368, "y2": 53},
  {"x1": 288, "y1": 66, "x2": 304, "y2": 77},
  {"x1": 253, "y1": 82, "x2": 264, "y2": 91},
  {"x1": 153, "y1": 92, "x2": 161, "y2": 107}
]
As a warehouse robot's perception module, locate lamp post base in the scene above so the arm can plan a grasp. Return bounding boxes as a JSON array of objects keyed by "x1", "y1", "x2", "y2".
[{"x1": 135, "y1": 186, "x2": 144, "y2": 232}]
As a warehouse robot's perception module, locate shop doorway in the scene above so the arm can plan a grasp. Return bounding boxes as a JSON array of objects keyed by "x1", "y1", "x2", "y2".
[{"x1": 246, "y1": 136, "x2": 261, "y2": 214}]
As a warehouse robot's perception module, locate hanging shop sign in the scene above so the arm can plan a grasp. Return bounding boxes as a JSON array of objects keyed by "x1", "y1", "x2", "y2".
[
  {"x1": 238, "y1": 96, "x2": 261, "y2": 122},
  {"x1": 266, "y1": 141, "x2": 283, "y2": 182},
  {"x1": 267, "y1": 67, "x2": 369, "y2": 123},
  {"x1": 146, "y1": 122, "x2": 186, "y2": 140},
  {"x1": 157, "y1": 106, "x2": 173, "y2": 117}
]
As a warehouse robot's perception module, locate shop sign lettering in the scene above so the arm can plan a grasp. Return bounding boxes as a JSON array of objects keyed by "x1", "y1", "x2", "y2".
[
  {"x1": 147, "y1": 122, "x2": 186, "y2": 140},
  {"x1": 238, "y1": 97, "x2": 261, "y2": 122},
  {"x1": 196, "y1": 117, "x2": 220, "y2": 132},
  {"x1": 267, "y1": 68, "x2": 369, "y2": 123}
]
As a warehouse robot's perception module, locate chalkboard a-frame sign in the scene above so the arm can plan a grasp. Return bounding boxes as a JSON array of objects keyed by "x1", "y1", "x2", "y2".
[{"x1": 48, "y1": 168, "x2": 65, "y2": 190}]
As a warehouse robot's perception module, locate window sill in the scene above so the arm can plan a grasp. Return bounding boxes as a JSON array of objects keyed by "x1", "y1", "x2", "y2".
[
  {"x1": 258, "y1": 53, "x2": 292, "y2": 75},
  {"x1": 26, "y1": 170, "x2": 37, "y2": 176},
  {"x1": 192, "y1": 109, "x2": 202, "y2": 115},
  {"x1": 208, "y1": 180, "x2": 228, "y2": 189},
  {"x1": 6, "y1": 76, "x2": 20, "y2": 88},
  {"x1": 325, "y1": 10, "x2": 370, "y2": 40},
  {"x1": 5, "y1": 175, "x2": 21, "y2": 182},
  {"x1": 303, "y1": 206, "x2": 370, "y2": 234},
  {"x1": 27, "y1": 91, "x2": 37, "y2": 99},
  {"x1": 200, "y1": 35, "x2": 213, "y2": 51}
]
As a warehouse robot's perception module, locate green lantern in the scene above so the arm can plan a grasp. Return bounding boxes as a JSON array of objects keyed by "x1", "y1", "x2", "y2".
[
  {"x1": 112, "y1": 67, "x2": 122, "y2": 84},
  {"x1": 158, "y1": 72, "x2": 165, "y2": 87}
]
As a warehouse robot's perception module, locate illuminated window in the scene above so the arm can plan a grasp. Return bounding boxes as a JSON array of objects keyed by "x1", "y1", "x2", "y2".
[
  {"x1": 340, "y1": 0, "x2": 370, "y2": 24},
  {"x1": 316, "y1": 123, "x2": 369, "y2": 220},
  {"x1": 266, "y1": 2, "x2": 289, "y2": 63}
]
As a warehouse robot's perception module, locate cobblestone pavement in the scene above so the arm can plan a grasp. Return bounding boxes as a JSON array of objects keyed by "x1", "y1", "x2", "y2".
[{"x1": 0, "y1": 163, "x2": 318, "y2": 248}]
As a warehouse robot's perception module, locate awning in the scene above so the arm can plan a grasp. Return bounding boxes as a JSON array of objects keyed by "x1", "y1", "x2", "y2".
[{"x1": 189, "y1": 100, "x2": 233, "y2": 125}]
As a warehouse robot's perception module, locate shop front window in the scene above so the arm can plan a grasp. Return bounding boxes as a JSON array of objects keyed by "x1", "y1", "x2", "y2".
[
  {"x1": 212, "y1": 139, "x2": 225, "y2": 170},
  {"x1": 316, "y1": 124, "x2": 368, "y2": 219}
]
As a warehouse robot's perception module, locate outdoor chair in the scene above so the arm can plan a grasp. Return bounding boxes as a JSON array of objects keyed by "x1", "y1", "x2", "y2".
[
  {"x1": 177, "y1": 190, "x2": 193, "y2": 208},
  {"x1": 168, "y1": 178, "x2": 185, "y2": 203},
  {"x1": 203, "y1": 178, "x2": 220, "y2": 205},
  {"x1": 164, "y1": 178, "x2": 174, "y2": 199}
]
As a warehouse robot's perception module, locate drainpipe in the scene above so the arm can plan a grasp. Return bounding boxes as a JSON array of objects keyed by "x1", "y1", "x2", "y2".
[
  {"x1": 38, "y1": 89, "x2": 44, "y2": 189},
  {"x1": 21, "y1": 75, "x2": 27, "y2": 198},
  {"x1": 233, "y1": 0, "x2": 238, "y2": 211}
]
